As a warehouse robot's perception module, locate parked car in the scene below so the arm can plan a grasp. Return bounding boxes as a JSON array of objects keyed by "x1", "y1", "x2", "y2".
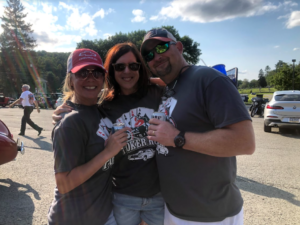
[
  {"x1": 264, "y1": 90, "x2": 300, "y2": 132},
  {"x1": 0, "y1": 93, "x2": 10, "y2": 107},
  {"x1": 54, "y1": 97, "x2": 64, "y2": 109},
  {"x1": 0, "y1": 119, "x2": 25, "y2": 165}
]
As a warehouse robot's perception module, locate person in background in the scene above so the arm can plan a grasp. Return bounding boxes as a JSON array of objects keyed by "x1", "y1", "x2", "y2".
[
  {"x1": 48, "y1": 48, "x2": 129, "y2": 225},
  {"x1": 9, "y1": 84, "x2": 43, "y2": 136},
  {"x1": 141, "y1": 28, "x2": 255, "y2": 225}
]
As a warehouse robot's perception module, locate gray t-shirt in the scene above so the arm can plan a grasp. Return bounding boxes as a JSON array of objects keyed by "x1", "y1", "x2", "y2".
[
  {"x1": 156, "y1": 66, "x2": 251, "y2": 222},
  {"x1": 48, "y1": 102, "x2": 113, "y2": 225}
]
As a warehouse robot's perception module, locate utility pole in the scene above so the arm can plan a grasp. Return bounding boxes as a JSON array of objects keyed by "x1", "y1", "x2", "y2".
[{"x1": 292, "y1": 59, "x2": 296, "y2": 90}]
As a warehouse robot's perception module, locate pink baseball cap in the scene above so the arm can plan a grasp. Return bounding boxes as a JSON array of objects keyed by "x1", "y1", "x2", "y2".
[{"x1": 67, "y1": 48, "x2": 107, "y2": 73}]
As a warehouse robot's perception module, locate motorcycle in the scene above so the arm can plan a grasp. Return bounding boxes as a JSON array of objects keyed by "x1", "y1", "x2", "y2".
[{"x1": 249, "y1": 96, "x2": 266, "y2": 117}]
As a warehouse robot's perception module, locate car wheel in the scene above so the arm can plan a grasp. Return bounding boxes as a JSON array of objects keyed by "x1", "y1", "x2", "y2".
[
  {"x1": 264, "y1": 124, "x2": 271, "y2": 132},
  {"x1": 143, "y1": 156, "x2": 147, "y2": 161}
]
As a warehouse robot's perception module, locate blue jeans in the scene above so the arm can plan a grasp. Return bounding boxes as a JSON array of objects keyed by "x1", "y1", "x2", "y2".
[
  {"x1": 112, "y1": 192, "x2": 165, "y2": 225},
  {"x1": 104, "y1": 211, "x2": 117, "y2": 225}
]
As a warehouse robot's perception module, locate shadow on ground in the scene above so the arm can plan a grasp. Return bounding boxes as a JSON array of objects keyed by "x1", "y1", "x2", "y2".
[
  {"x1": 22, "y1": 135, "x2": 52, "y2": 152},
  {"x1": 0, "y1": 179, "x2": 40, "y2": 225},
  {"x1": 237, "y1": 176, "x2": 300, "y2": 207}
]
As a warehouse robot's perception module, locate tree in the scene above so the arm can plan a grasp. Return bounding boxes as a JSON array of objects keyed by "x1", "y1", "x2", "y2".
[
  {"x1": 258, "y1": 69, "x2": 267, "y2": 87},
  {"x1": 77, "y1": 26, "x2": 201, "y2": 65},
  {"x1": 265, "y1": 65, "x2": 271, "y2": 76},
  {"x1": 240, "y1": 79, "x2": 249, "y2": 89},
  {"x1": 271, "y1": 63, "x2": 300, "y2": 90},
  {"x1": 249, "y1": 79, "x2": 258, "y2": 88},
  {"x1": 0, "y1": 0, "x2": 37, "y2": 96}
]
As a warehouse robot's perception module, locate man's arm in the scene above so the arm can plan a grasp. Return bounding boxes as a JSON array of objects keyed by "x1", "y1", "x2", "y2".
[
  {"x1": 9, "y1": 98, "x2": 22, "y2": 108},
  {"x1": 147, "y1": 119, "x2": 255, "y2": 157}
]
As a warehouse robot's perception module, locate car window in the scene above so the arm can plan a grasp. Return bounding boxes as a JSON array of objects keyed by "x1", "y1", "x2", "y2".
[{"x1": 274, "y1": 94, "x2": 300, "y2": 101}]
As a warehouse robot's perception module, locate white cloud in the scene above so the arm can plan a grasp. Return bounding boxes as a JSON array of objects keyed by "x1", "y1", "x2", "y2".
[
  {"x1": 293, "y1": 48, "x2": 300, "y2": 51},
  {"x1": 131, "y1": 9, "x2": 147, "y2": 23},
  {"x1": 103, "y1": 33, "x2": 112, "y2": 39},
  {"x1": 150, "y1": 0, "x2": 287, "y2": 23},
  {"x1": 59, "y1": 3, "x2": 113, "y2": 36},
  {"x1": 140, "y1": 0, "x2": 146, "y2": 4},
  {"x1": 274, "y1": 46, "x2": 280, "y2": 48},
  {"x1": 239, "y1": 70, "x2": 248, "y2": 74},
  {"x1": 286, "y1": 11, "x2": 300, "y2": 28}
]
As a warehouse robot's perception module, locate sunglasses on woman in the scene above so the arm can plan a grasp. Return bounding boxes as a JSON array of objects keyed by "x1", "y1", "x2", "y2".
[
  {"x1": 143, "y1": 41, "x2": 176, "y2": 62},
  {"x1": 74, "y1": 68, "x2": 105, "y2": 80},
  {"x1": 112, "y1": 62, "x2": 141, "y2": 72}
]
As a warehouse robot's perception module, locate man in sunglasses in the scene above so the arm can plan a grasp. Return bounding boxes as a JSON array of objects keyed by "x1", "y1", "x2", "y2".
[{"x1": 141, "y1": 28, "x2": 255, "y2": 225}]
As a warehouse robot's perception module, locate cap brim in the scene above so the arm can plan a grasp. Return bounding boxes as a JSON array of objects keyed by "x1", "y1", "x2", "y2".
[
  {"x1": 141, "y1": 37, "x2": 174, "y2": 55},
  {"x1": 70, "y1": 63, "x2": 107, "y2": 73}
]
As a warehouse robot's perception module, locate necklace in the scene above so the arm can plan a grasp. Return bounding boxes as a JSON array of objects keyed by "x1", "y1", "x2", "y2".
[{"x1": 164, "y1": 65, "x2": 192, "y2": 98}]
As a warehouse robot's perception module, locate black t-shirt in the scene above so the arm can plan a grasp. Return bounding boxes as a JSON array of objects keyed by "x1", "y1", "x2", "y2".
[
  {"x1": 48, "y1": 101, "x2": 113, "y2": 225},
  {"x1": 101, "y1": 84, "x2": 164, "y2": 197},
  {"x1": 156, "y1": 66, "x2": 251, "y2": 222}
]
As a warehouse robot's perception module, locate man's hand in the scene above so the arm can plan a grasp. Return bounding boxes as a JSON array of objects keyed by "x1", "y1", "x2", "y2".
[
  {"x1": 52, "y1": 102, "x2": 73, "y2": 125},
  {"x1": 147, "y1": 118, "x2": 180, "y2": 147}
]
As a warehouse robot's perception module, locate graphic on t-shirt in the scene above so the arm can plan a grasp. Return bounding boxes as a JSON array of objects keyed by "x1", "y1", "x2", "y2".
[
  {"x1": 112, "y1": 107, "x2": 158, "y2": 159},
  {"x1": 158, "y1": 97, "x2": 177, "y2": 127},
  {"x1": 156, "y1": 143, "x2": 169, "y2": 156},
  {"x1": 28, "y1": 93, "x2": 34, "y2": 105},
  {"x1": 128, "y1": 149, "x2": 155, "y2": 161},
  {"x1": 96, "y1": 117, "x2": 114, "y2": 171},
  {"x1": 156, "y1": 97, "x2": 178, "y2": 156}
]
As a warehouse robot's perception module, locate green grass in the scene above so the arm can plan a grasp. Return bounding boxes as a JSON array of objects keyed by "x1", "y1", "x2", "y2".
[{"x1": 239, "y1": 88, "x2": 277, "y2": 104}]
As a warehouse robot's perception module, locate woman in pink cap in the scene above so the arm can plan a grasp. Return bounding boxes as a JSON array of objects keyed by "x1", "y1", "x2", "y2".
[{"x1": 48, "y1": 48, "x2": 129, "y2": 225}]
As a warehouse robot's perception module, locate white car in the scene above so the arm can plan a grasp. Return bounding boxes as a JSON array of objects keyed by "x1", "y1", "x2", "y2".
[
  {"x1": 264, "y1": 90, "x2": 300, "y2": 132},
  {"x1": 54, "y1": 97, "x2": 64, "y2": 109}
]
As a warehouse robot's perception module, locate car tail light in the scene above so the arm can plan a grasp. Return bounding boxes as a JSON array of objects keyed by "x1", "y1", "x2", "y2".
[
  {"x1": 267, "y1": 116, "x2": 278, "y2": 118},
  {"x1": 267, "y1": 105, "x2": 284, "y2": 109}
]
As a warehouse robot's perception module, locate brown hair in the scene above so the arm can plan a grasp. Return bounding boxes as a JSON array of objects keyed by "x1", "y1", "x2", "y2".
[{"x1": 101, "y1": 42, "x2": 150, "y2": 102}]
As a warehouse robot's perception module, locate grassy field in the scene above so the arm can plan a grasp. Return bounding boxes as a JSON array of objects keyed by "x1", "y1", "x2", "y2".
[{"x1": 238, "y1": 88, "x2": 276, "y2": 104}]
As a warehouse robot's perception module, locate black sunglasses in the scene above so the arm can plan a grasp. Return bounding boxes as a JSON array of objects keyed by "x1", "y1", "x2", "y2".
[
  {"x1": 112, "y1": 62, "x2": 141, "y2": 72},
  {"x1": 143, "y1": 41, "x2": 176, "y2": 62},
  {"x1": 74, "y1": 68, "x2": 105, "y2": 80}
]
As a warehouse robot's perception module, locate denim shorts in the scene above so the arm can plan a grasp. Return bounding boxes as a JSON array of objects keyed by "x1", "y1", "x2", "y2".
[
  {"x1": 104, "y1": 211, "x2": 117, "y2": 225},
  {"x1": 112, "y1": 192, "x2": 165, "y2": 225}
]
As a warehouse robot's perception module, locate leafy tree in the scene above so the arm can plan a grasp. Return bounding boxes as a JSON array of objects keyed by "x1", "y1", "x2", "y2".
[
  {"x1": 240, "y1": 79, "x2": 249, "y2": 89},
  {"x1": 265, "y1": 65, "x2": 271, "y2": 76},
  {"x1": 271, "y1": 63, "x2": 300, "y2": 90},
  {"x1": 77, "y1": 26, "x2": 201, "y2": 65},
  {"x1": 0, "y1": 0, "x2": 37, "y2": 96},
  {"x1": 258, "y1": 69, "x2": 267, "y2": 87},
  {"x1": 249, "y1": 79, "x2": 258, "y2": 88}
]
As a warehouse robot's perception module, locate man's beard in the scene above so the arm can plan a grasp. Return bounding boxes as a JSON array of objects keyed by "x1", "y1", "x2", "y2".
[{"x1": 154, "y1": 63, "x2": 172, "y2": 78}]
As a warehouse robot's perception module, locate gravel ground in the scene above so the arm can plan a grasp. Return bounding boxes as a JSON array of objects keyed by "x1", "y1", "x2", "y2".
[{"x1": 0, "y1": 107, "x2": 300, "y2": 225}]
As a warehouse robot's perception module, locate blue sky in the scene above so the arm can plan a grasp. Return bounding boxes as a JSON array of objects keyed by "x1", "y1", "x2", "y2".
[{"x1": 0, "y1": 0, "x2": 299, "y2": 81}]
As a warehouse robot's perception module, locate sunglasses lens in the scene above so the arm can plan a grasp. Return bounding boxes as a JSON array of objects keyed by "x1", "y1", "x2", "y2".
[
  {"x1": 128, "y1": 63, "x2": 140, "y2": 71},
  {"x1": 144, "y1": 52, "x2": 154, "y2": 62},
  {"x1": 156, "y1": 43, "x2": 169, "y2": 54},
  {"x1": 93, "y1": 70, "x2": 104, "y2": 79},
  {"x1": 114, "y1": 64, "x2": 126, "y2": 71}
]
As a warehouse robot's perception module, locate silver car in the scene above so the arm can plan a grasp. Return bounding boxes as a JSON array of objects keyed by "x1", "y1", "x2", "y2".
[{"x1": 264, "y1": 90, "x2": 300, "y2": 132}]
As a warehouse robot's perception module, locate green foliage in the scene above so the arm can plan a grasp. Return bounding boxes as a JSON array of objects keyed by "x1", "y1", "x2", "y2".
[
  {"x1": 270, "y1": 63, "x2": 300, "y2": 90},
  {"x1": 0, "y1": 0, "x2": 37, "y2": 96},
  {"x1": 77, "y1": 25, "x2": 201, "y2": 65},
  {"x1": 258, "y1": 69, "x2": 267, "y2": 87}
]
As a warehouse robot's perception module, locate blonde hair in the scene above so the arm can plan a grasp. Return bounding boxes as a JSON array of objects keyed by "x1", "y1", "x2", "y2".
[{"x1": 62, "y1": 72, "x2": 106, "y2": 104}]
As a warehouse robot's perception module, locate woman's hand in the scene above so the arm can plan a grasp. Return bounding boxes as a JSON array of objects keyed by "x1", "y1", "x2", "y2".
[
  {"x1": 104, "y1": 127, "x2": 130, "y2": 157},
  {"x1": 52, "y1": 102, "x2": 73, "y2": 125}
]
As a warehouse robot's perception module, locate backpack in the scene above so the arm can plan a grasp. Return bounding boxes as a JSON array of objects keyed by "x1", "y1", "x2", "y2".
[{"x1": 28, "y1": 93, "x2": 35, "y2": 105}]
